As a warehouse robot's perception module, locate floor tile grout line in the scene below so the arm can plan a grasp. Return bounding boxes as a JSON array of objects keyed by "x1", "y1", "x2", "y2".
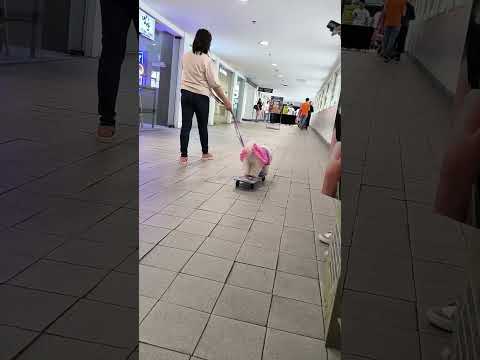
[
  {"x1": 260, "y1": 188, "x2": 289, "y2": 360},
  {"x1": 0, "y1": 136, "x2": 136, "y2": 198},
  {"x1": 398, "y1": 134, "x2": 422, "y2": 359},
  {"x1": 10, "y1": 247, "x2": 138, "y2": 359}
]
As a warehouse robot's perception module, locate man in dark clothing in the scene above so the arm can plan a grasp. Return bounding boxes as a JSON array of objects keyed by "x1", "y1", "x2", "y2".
[
  {"x1": 97, "y1": 0, "x2": 139, "y2": 141},
  {"x1": 305, "y1": 101, "x2": 314, "y2": 129},
  {"x1": 394, "y1": 0, "x2": 415, "y2": 61}
]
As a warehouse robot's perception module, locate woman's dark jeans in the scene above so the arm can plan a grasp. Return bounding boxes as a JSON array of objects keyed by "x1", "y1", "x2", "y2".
[{"x1": 180, "y1": 90, "x2": 210, "y2": 157}]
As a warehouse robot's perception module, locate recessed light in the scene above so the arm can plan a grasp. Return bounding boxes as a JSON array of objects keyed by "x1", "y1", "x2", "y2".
[
  {"x1": 272, "y1": 63, "x2": 278, "y2": 67},
  {"x1": 259, "y1": 40, "x2": 269, "y2": 46},
  {"x1": 278, "y1": 74, "x2": 284, "y2": 78},
  {"x1": 240, "y1": 0, "x2": 249, "y2": 2}
]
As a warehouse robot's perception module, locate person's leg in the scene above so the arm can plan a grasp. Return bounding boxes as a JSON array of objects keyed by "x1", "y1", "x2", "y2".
[
  {"x1": 194, "y1": 94, "x2": 211, "y2": 158},
  {"x1": 97, "y1": 0, "x2": 132, "y2": 130},
  {"x1": 382, "y1": 27, "x2": 392, "y2": 57},
  {"x1": 180, "y1": 91, "x2": 195, "y2": 159},
  {"x1": 385, "y1": 27, "x2": 400, "y2": 59},
  {"x1": 394, "y1": 27, "x2": 407, "y2": 60}
]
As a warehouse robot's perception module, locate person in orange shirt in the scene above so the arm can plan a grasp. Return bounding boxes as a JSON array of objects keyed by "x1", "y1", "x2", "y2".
[
  {"x1": 382, "y1": 0, "x2": 407, "y2": 62},
  {"x1": 297, "y1": 98, "x2": 311, "y2": 129}
]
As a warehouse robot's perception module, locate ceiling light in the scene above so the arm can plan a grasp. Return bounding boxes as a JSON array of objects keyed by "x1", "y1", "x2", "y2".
[
  {"x1": 240, "y1": 0, "x2": 249, "y2": 2},
  {"x1": 272, "y1": 63, "x2": 278, "y2": 67},
  {"x1": 259, "y1": 40, "x2": 269, "y2": 46},
  {"x1": 278, "y1": 74, "x2": 284, "y2": 78}
]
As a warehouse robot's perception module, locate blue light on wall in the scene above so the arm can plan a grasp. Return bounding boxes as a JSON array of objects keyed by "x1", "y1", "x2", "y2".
[{"x1": 139, "y1": 51, "x2": 147, "y2": 86}]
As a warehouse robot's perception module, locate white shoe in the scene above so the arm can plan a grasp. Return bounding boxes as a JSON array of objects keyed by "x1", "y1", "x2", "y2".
[{"x1": 318, "y1": 232, "x2": 333, "y2": 245}]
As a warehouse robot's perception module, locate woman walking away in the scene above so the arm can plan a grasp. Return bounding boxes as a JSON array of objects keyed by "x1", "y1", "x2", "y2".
[
  {"x1": 180, "y1": 29, "x2": 232, "y2": 166},
  {"x1": 255, "y1": 99, "x2": 263, "y2": 121}
]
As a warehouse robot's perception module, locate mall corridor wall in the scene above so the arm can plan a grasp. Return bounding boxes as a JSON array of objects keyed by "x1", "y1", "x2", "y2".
[
  {"x1": 310, "y1": 56, "x2": 341, "y2": 144},
  {"x1": 407, "y1": 0, "x2": 473, "y2": 95}
]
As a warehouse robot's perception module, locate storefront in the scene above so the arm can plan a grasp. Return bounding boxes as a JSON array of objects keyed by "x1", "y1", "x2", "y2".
[
  {"x1": 213, "y1": 64, "x2": 234, "y2": 124},
  {"x1": 139, "y1": 9, "x2": 179, "y2": 128}
]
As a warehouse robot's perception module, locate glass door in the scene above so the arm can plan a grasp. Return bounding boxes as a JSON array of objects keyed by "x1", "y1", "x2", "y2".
[
  {"x1": 234, "y1": 77, "x2": 245, "y2": 120},
  {"x1": 214, "y1": 65, "x2": 233, "y2": 124}
]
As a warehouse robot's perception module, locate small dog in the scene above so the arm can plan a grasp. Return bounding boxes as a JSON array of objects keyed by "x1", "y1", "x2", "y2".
[{"x1": 240, "y1": 143, "x2": 272, "y2": 178}]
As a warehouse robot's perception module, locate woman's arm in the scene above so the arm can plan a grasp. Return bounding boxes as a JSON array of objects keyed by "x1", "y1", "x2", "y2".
[{"x1": 205, "y1": 59, "x2": 232, "y2": 111}]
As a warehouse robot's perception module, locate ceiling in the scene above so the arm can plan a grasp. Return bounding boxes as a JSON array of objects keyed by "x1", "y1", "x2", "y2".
[{"x1": 143, "y1": 0, "x2": 341, "y2": 102}]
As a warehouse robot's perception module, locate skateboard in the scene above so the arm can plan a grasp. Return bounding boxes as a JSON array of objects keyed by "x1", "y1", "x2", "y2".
[{"x1": 234, "y1": 175, "x2": 266, "y2": 190}]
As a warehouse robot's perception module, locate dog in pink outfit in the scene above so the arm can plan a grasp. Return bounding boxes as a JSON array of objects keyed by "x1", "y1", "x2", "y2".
[{"x1": 240, "y1": 143, "x2": 272, "y2": 178}]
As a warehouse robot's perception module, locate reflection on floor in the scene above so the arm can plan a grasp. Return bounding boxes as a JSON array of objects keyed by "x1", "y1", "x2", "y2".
[
  {"x1": 138, "y1": 123, "x2": 338, "y2": 359},
  {"x1": 341, "y1": 50, "x2": 475, "y2": 360}
]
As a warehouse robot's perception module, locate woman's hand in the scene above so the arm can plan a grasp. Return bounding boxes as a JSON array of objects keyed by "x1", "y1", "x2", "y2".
[{"x1": 224, "y1": 99, "x2": 233, "y2": 112}]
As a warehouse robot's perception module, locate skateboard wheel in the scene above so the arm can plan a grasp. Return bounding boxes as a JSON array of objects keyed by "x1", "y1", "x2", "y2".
[
  {"x1": 250, "y1": 183, "x2": 254, "y2": 190},
  {"x1": 236, "y1": 180, "x2": 240, "y2": 188},
  {"x1": 262, "y1": 176, "x2": 265, "y2": 182}
]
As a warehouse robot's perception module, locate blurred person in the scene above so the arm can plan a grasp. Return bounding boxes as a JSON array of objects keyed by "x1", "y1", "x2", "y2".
[
  {"x1": 393, "y1": 0, "x2": 416, "y2": 62},
  {"x1": 305, "y1": 100, "x2": 314, "y2": 130},
  {"x1": 298, "y1": 98, "x2": 311, "y2": 129},
  {"x1": 352, "y1": 0, "x2": 371, "y2": 26},
  {"x1": 427, "y1": 0, "x2": 479, "y2": 334},
  {"x1": 96, "y1": 0, "x2": 139, "y2": 141},
  {"x1": 382, "y1": 0, "x2": 407, "y2": 62},
  {"x1": 179, "y1": 29, "x2": 232, "y2": 166},
  {"x1": 322, "y1": 106, "x2": 341, "y2": 199},
  {"x1": 255, "y1": 98, "x2": 263, "y2": 121},
  {"x1": 370, "y1": 6, "x2": 385, "y2": 51}
]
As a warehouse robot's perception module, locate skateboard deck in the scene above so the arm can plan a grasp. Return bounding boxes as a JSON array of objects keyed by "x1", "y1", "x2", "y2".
[{"x1": 234, "y1": 175, "x2": 265, "y2": 189}]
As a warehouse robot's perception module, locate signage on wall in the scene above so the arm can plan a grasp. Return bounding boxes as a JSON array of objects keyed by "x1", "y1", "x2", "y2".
[
  {"x1": 139, "y1": 9, "x2": 156, "y2": 41},
  {"x1": 258, "y1": 87, "x2": 273, "y2": 93},
  {"x1": 269, "y1": 96, "x2": 284, "y2": 114},
  {"x1": 139, "y1": 51, "x2": 147, "y2": 86}
]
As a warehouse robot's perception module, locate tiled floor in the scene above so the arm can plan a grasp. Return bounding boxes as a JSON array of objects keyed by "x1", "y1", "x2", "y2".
[
  {"x1": 1, "y1": 57, "x2": 139, "y2": 359},
  {"x1": 341, "y1": 50, "x2": 477, "y2": 359},
  {"x1": 138, "y1": 119, "x2": 337, "y2": 359}
]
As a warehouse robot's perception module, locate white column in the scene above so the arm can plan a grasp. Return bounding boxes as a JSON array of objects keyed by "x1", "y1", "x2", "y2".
[
  {"x1": 240, "y1": 79, "x2": 248, "y2": 120},
  {"x1": 208, "y1": 59, "x2": 220, "y2": 126}
]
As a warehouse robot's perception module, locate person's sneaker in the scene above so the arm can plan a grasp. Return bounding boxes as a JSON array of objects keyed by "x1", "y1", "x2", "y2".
[
  {"x1": 96, "y1": 125, "x2": 115, "y2": 142},
  {"x1": 426, "y1": 304, "x2": 457, "y2": 332},
  {"x1": 201, "y1": 153, "x2": 214, "y2": 160},
  {"x1": 318, "y1": 231, "x2": 333, "y2": 245},
  {"x1": 179, "y1": 156, "x2": 188, "y2": 166}
]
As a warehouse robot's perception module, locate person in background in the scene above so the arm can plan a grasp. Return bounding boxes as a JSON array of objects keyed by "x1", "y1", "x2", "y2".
[
  {"x1": 393, "y1": 0, "x2": 415, "y2": 62},
  {"x1": 352, "y1": 0, "x2": 371, "y2": 26},
  {"x1": 96, "y1": 0, "x2": 138, "y2": 141},
  {"x1": 305, "y1": 100, "x2": 314, "y2": 130},
  {"x1": 255, "y1": 98, "x2": 263, "y2": 121},
  {"x1": 179, "y1": 29, "x2": 232, "y2": 166},
  {"x1": 370, "y1": 6, "x2": 385, "y2": 52},
  {"x1": 298, "y1": 98, "x2": 311, "y2": 129},
  {"x1": 382, "y1": 0, "x2": 407, "y2": 62}
]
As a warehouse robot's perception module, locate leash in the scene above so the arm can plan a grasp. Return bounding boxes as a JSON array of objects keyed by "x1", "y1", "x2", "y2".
[{"x1": 210, "y1": 91, "x2": 246, "y2": 148}]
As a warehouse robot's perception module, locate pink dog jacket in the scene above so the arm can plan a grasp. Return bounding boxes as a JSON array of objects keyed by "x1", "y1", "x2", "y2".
[{"x1": 240, "y1": 144, "x2": 271, "y2": 166}]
